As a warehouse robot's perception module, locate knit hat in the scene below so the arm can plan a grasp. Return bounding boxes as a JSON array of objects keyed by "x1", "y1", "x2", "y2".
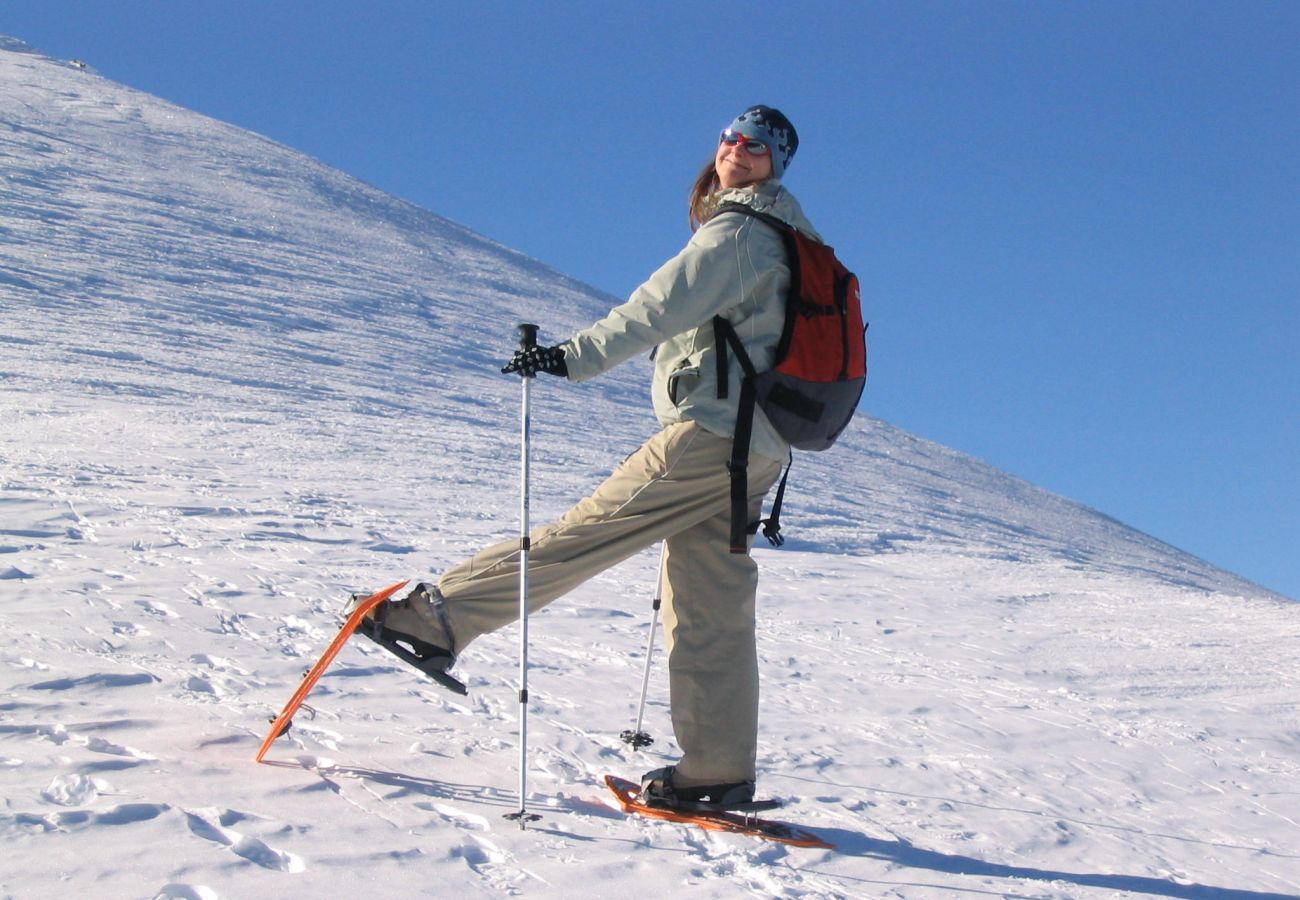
[{"x1": 726, "y1": 105, "x2": 798, "y2": 178}]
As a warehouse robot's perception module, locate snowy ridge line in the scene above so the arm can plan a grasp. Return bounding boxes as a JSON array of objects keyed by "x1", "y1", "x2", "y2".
[{"x1": 2, "y1": 36, "x2": 1297, "y2": 899}]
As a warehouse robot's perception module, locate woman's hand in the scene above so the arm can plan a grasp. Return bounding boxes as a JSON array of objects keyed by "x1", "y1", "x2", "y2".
[{"x1": 502, "y1": 345, "x2": 568, "y2": 378}]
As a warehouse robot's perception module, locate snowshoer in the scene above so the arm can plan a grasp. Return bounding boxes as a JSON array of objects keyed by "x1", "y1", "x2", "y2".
[{"x1": 359, "y1": 105, "x2": 820, "y2": 808}]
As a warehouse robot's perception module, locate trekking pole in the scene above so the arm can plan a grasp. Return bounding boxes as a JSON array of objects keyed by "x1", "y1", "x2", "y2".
[
  {"x1": 621, "y1": 543, "x2": 666, "y2": 750},
  {"x1": 506, "y1": 323, "x2": 541, "y2": 829}
]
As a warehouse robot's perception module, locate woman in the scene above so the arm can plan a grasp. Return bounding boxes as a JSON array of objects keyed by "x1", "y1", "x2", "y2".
[{"x1": 359, "y1": 105, "x2": 823, "y2": 809}]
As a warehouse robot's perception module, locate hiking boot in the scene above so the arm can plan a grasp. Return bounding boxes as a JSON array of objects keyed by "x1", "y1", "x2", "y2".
[
  {"x1": 349, "y1": 582, "x2": 467, "y2": 695},
  {"x1": 639, "y1": 765, "x2": 756, "y2": 810}
]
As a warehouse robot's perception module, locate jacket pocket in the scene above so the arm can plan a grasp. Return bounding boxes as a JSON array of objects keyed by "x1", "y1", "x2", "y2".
[{"x1": 666, "y1": 364, "x2": 701, "y2": 406}]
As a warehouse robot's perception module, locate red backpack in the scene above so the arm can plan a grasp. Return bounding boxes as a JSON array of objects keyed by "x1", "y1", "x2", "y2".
[{"x1": 712, "y1": 203, "x2": 867, "y2": 552}]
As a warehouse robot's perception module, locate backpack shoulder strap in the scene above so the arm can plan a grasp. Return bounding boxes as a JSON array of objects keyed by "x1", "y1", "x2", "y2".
[
  {"x1": 715, "y1": 203, "x2": 804, "y2": 365},
  {"x1": 710, "y1": 203, "x2": 802, "y2": 554},
  {"x1": 713, "y1": 315, "x2": 759, "y2": 553},
  {"x1": 714, "y1": 201, "x2": 790, "y2": 234}
]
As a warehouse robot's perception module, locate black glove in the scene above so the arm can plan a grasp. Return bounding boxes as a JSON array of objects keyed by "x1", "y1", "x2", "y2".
[{"x1": 502, "y1": 344, "x2": 568, "y2": 378}]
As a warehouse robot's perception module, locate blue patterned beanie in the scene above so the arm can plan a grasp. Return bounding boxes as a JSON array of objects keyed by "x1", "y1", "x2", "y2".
[{"x1": 726, "y1": 105, "x2": 798, "y2": 178}]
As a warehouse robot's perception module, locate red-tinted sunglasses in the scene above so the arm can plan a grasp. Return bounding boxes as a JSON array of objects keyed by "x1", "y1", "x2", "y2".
[{"x1": 719, "y1": 129, "x2": 771, "y2": 156}]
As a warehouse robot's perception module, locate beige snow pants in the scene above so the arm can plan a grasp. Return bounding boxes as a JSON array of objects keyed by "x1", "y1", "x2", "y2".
[{"x1": 434, "y1": 420, "x2": 784, "y2": 785}]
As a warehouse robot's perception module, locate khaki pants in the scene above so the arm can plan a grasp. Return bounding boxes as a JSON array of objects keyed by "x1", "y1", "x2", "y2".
[{"x1": 435, "y1": 420, "x2": 783, "y2": 784}]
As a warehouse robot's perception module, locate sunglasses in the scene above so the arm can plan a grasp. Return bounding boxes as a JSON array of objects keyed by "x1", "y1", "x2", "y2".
[{"x1": 719, "y1": 129, "x2": 771, "y2": 156}]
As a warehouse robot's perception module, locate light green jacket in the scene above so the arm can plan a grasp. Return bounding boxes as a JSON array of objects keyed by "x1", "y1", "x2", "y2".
[{"x1": 561, "y1": 181, "x2": 822, "y2": 464}]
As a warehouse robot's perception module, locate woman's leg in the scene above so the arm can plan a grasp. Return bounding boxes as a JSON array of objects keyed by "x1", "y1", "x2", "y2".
[
  {"x1": 430, "y1": 422, "x2": 777, "y2": 656},
  {"x1": 660, "y1": 450, "x2": 783, "y2": 786}
]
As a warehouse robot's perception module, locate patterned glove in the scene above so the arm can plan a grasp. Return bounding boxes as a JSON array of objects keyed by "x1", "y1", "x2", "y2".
[{"x1": 501, "y1": 344, "x2": 568, "y2": 378}]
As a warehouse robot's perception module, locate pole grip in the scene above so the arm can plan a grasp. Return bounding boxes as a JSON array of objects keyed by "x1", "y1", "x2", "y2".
[{"x1": 517, "y1": 323, "x2": 539, "y2": 350}]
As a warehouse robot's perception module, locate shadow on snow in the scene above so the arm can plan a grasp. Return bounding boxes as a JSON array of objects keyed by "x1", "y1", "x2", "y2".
[{"x1": 815, "y1": 827, "x2": 1297, "y2": 900}]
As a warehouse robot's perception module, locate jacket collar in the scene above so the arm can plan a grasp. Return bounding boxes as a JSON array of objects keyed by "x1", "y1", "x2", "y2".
[{"x1": 705, "y1": 180, "x2": 823, "y2": 242}]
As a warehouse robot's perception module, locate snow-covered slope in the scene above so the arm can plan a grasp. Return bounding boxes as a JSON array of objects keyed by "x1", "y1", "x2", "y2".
[{"x1": 2, "y1": 38, "x2": 1296, "y2": 899}]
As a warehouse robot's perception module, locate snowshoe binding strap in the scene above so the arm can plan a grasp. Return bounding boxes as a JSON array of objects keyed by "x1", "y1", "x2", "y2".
[
  {"x1": 356, "y1": 602, "x2": 468, "y2": 695},
  {"x1": 638, "y1": 766, "x2": 778, "y2": 814}
]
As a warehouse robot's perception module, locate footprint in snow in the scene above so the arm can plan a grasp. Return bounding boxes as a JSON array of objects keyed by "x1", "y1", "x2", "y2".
[
  {"x1": 184, "y1": 656, "x2": 250, "y2": 698},
  {"x1": 0, "y1": 722, "x2": 73, "y2": 745},
  {"x1": 184, "y1": 808, "x2": 305, "y2": 873},
  {"x1": 29, "y1": 672, "x2": 160, "y2": 691},
  {"x1": 183, "y1": 675, "x2": 226, "y2": 698},
  {"x1": 42, "y1": 773, "x2": 110, "y2": 806},
  {"x1": 6, "y1": 802, "x2": 170, "y2": 833},
  {"x1": 152, "y1": 885, "x2": 224, "y2": 900},
  {"x1": 451, "y1": 834, "x2": 506, "y2": 875},
  {"x1": 137, "y1": 599, "x2": 179, "y2": 619},
  {"x1": 189, "y1": 654, "x2": 250, "y2": 675},
  {"x1": 424, "y1": 802, "x2": 489, "y2": 831},
  {"x1": 85, "y1": 735, "x2": 158, "y2": 761}
]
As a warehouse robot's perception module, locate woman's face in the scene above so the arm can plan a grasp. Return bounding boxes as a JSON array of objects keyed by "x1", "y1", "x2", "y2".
[{"x1": 715, "y1": 132, "x2": 773, "y2": 189}]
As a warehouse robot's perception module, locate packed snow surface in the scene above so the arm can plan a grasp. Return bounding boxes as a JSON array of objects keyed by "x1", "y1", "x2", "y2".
[{"x1": 2, "y1": 37, "x2": 1297, "y2": 899}]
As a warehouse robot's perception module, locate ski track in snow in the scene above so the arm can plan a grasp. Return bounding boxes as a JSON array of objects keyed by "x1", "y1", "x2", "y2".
[{"x1": 2, "y1": 35, "x2": 1298, "y2": 899}]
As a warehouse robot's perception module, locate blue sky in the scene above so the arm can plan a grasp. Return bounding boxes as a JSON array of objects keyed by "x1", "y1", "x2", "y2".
[{"x1": 5, "y1": 1, "x2": 1296, "y2": 599}]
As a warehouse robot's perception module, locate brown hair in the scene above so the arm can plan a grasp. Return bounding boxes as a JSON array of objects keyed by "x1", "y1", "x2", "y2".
[{"x1": 688, "y1": 158, "x2": 721, "y2": 231}]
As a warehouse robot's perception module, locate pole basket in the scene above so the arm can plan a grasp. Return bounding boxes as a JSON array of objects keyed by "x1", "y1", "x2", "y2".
[{"x1": 620, "y1": 729, "x2": 654, "y2": 749}]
